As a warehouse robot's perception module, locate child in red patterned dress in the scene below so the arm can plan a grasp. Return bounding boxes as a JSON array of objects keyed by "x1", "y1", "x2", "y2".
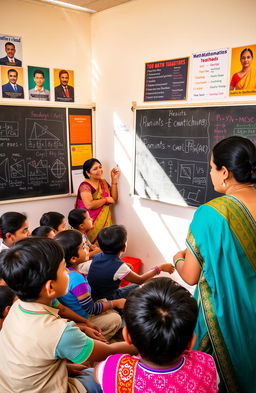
[{"x1": 94, "y1": 277, "x2": 218, "y2": 393}]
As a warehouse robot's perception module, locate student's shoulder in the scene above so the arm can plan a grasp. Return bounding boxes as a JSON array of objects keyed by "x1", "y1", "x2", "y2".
[
  {"x1": 96, "y1": 353, "x2": 137, "y2": 382},
  {"x1": 55, "y1": 321, "x2": 94, "y2": 363},
  {"x1": 184, "y1": 350, "x2": 216, "y2": 368},
  {"x1": 68, "y1": 269, "x2": 87, "y2": 283}
]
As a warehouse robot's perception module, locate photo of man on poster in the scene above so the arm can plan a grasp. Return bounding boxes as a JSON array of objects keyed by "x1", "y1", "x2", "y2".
[
  {"x1": 54, "y1": 69, "x2": 74, "y2": 102},
  {"x1": 0, "y1": 42, "x2": 22, "y2": 67},
  {"x1": 28, "y1": 68, "x2": 50, "y2": 101},
  {"x1": 2, "y1": 68, "x2": 24, "y2": 98}
]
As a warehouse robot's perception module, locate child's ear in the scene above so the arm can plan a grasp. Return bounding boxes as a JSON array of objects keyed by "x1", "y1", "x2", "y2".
[
  {"x1": 5, "y1": 232, "x2": 15, "y2": 243},
  {"x1": 121, "y1": 242, "x2": 127, "y2": 253},
  {"x1": 78, "y1": 223, "x2": 84, "y2": 231},
  {"x1": 187, "y1": 333, "x2": 196, "y2": 350},
  {"x1": 122, "y1": 326, "x2": 133, "y2": 345},
  {"x1": 2, "y1": 305, "x2": 11, "y2": 318},
  {"x1": 70, "y1": 255, "x2": 78, "y2": 264},
  {"x1": 43, "y1": 279, "x2": 58, "y2": 299}
]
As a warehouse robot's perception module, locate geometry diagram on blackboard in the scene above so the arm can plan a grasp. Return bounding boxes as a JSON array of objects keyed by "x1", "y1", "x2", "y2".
[
  {"x1": 51, "y1": 159, "x2": 66, "y2": 179},
  {"x1": 27, "y1": 160, "x2": 48, "y2": 184},
  {"x1": 0, "y1": 158, "x2": 9, "y2": 183},
  {"x1": 25, "y1": 119, "x2": 64, "y2": 150},
  {"x1": 0, "y1": 121, "x2": 19, "y2": 138},
  {"x1": 10, "y1": 160, "x2": 25, "y2": 179},
  {"x1": 179, "y1": 164, "x2": 194, "y2": 181}
]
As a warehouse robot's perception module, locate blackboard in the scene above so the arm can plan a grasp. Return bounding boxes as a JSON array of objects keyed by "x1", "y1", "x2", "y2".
[
  {"x1": 0, "y1": 105, "x2": 69, "y2": 201},
  {"x1": 135, "y1": 105, "x2": 256, "y2": 207}
]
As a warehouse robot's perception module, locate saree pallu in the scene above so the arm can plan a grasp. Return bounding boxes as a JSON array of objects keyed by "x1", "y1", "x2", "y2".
[
  {"x1": 186, "y1": 195, "x2": 256, "y2": 393},
  {"x1": 232, "y1": 68, "x2": 256, "y2": 91},
  {"x1": 75, "y1": 179, "x2": 112, "y2": 243}
]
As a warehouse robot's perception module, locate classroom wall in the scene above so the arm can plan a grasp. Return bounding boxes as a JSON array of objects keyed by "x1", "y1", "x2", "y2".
[
  {"x1": 0, "y1": 0, "x2": 92, "y2": 229},
  {"x1": 2, "y1": 0, "x2": 256, "y2": 281},
  {"x1": 91, "y1": 0, "x2": 256, "y2": 280}
]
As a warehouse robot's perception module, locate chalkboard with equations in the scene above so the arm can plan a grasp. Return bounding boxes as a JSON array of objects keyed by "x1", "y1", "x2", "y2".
[
  {"x1": 135, "y1": 105, "x2": 256, "y2": 207},
  {"x1": 0, "y1": 105, "x2": 69, "y2": 201}
]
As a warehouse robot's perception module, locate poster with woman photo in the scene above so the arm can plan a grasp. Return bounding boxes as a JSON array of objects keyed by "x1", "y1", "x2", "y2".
[
  {"x1": 28, "y1": 66, "x2": 50, "y2": 101},
  {"x1": 0, "y1": 34, "x2": 22, "y2": 67},
  {"x1": 230, "y1": 44, "x2": 256, "y2": 96}
]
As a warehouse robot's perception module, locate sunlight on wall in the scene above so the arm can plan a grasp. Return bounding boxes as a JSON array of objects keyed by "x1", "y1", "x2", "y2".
[
  {"x1": 113, "y1": 111, "x2": 192, "y2": 258},
  {"x1": 91, "y1": 59, "x2": 101, "y2": 90}
]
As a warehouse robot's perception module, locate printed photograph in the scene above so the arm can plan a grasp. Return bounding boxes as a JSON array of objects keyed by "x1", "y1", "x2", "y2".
[
  {"x1": 54, "y1": 68, "x2": 74, "y2": 102},
  {"x1": 28, "y1": 66, "x2": 50, "y2": 101},
  {"x1": 1, "y1": 66, "x2": 24, "y2": 99},
  {"x1": 0, "y1": 34, "x2": 22, "y2": 67}
]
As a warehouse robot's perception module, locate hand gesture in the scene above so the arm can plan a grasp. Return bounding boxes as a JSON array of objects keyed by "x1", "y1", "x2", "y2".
[
  {"x1": 105, "y1": 196, "x2": 115, "y2": 204},
  {"x1": 112, "y1": 298, "x2": 126, "y2": 309},
  {"x1": 160, "y1": 263, "x2": 175, "y2": 274},
  {"x1": 66, "y1": 362, "x2": 86, "y2": 376},
  {"x1": 77, "y1": 324, "x2": 107, "y2": 343},
  {"x1": 111, "y1": 167, "x2": 120, "y2": 183},
  {"x1": 83, "y1": 320, "x2": 102, "y2": 333}
]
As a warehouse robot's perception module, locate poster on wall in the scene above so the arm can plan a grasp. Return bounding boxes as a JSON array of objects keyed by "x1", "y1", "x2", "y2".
[
  {"x1": 229, "y1": 44, "x2": 256, "y2": 96},
  {"x1": 1, "y1": 66, "x2": 24, "y2": 99},
  {"x1": 54, "y1": 68, "x2": 75, "y2": 102},
  {"x1": 190, "y1": 48, "x2": 229, "y2": 101},
  {"x1": 144, "y1": 57, "x2": 189, "y2": 101},
  {"x1": 68, "y1": 108, "x2": 93, "y2": 193},
  {"x1": 0, "y1": 34, "x2": 22, "y2": 67},
  {"x1": 28, "y1": 66, "x2": 50, "y2": 101}
]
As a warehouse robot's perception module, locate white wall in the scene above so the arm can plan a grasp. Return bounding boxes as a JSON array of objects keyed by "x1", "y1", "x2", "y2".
[
  {"x1": 2, "y1": 0, "x2": 256, "y2": 277},
  {"x1": 0, "y1": 0, "x2": 92, "y2": 229},
  {"x1": 91, "y1": 0, "x2": 256, "y2": 277}
]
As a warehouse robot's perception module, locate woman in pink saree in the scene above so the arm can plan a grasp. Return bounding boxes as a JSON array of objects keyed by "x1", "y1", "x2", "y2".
[{"x1": 75, "y1": 158, "x2": 120, "y2": 243}]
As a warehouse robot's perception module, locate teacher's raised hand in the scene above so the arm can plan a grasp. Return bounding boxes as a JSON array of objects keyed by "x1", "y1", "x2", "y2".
[{"x1": 111, "y1": 167, "x2": 120, "y2": 184}]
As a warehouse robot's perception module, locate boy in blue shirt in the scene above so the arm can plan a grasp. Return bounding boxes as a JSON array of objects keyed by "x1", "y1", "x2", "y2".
[{"x1": 87, "y1": 225, "x2": 174, "y2": 301}]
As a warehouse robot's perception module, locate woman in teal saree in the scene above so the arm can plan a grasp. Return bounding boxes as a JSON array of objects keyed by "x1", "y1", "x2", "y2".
[{"x1": 174, "y1": 136, "x2": 256, "y2": 393}]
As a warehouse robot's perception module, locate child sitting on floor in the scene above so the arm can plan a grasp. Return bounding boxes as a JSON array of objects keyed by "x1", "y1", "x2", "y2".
[
  {"x1": 68, "y1": 208, "x2": 101, "y2": 260},
  {"x1": 95, "y1": 277, "x2": 218, "y2": 393},
  {"x1": 0, "y1": 237, "x2": 135, "y2": 393},
  {"x1": 40, "y1": 211, "x2": 67, "y2": 234},
  {"x1": 0, "y1": 285, "x2": 16, "y2": 330},
  {"x1": 87, "y1": 225, "x2": 174, "y2": 301},
  {"x1": 0, "y1": 211, "x2": 30, "y2": 252},
  {"x1": 55, "y1": 230, "x2": 125, "y2": 341}
]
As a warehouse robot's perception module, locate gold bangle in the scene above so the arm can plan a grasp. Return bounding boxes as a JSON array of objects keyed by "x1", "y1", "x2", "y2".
[{"x1": 174, "y1": 257, "x2": 184, "y2": 269}]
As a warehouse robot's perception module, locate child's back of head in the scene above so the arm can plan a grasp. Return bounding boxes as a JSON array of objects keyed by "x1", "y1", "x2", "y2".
[
  {"x1": 98, "y1": 225, "x2": 127, "y2": 255},
  {"x1": 0, "y1": 237, "x2": 64, "y2": 301},
  {"x1": 31, "y1": 226, "x2": 55, "y2": 238},
  {"x1": 55, "y1": 229, "x2": 83, "y2": 267},
  {"x1": 124, "y1": 277, "x2": 198, "y2": 366},
  {"x1": 39, "y1": 212, "x2": 65, "y2": 233}
]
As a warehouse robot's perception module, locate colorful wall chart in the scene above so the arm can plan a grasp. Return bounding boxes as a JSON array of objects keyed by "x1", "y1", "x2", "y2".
[{"x1": 190, "y1": 49, "x2": 229, "y2": 101}]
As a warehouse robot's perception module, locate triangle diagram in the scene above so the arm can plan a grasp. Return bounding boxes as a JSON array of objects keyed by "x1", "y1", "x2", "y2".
[
  {"x1": 28, "y1": 162, "x2": 46, "y2": 177},
  {"x1": 11, "y1": 160, "x2": 25, "y2": 177},
  {"x1": 30, "y1": 122, "x2": 59, "y2": 140}
]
